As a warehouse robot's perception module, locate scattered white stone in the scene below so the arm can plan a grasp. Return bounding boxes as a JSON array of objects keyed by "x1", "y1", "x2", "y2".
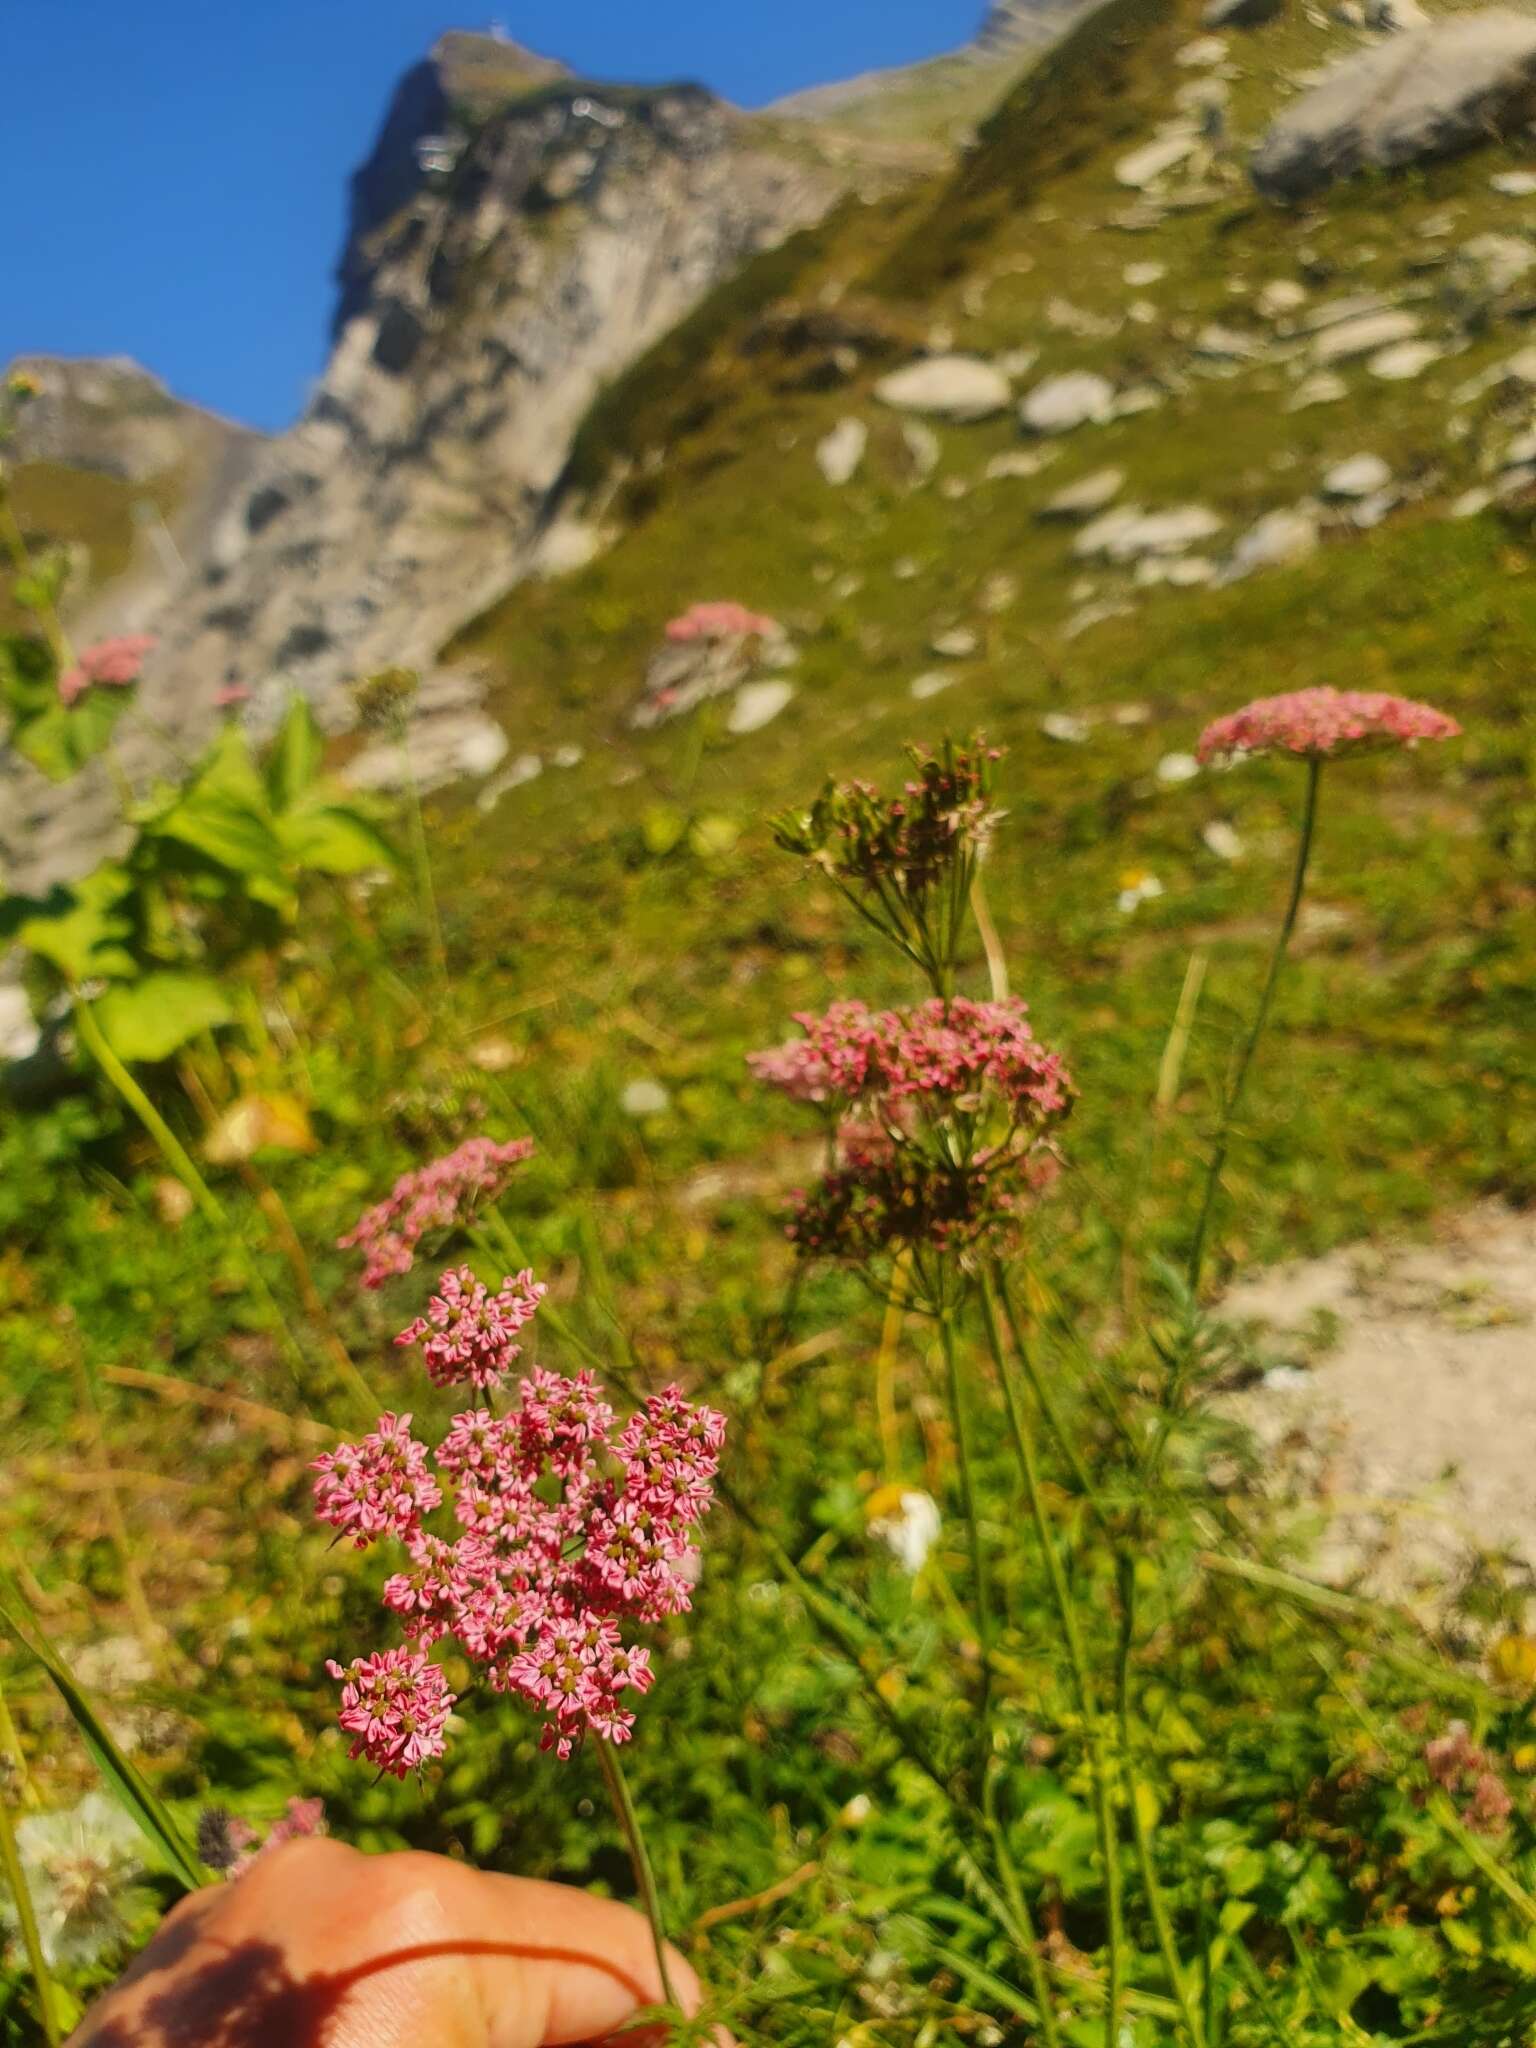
[
  {"x1": 893, "y1": 556, "x2": 920, "y2": 579},
  {"x1": 1021, "y1": 370, "x2": 1116, "y2": 434},
  {"x1": 1324, "y1": 452, "x2": 1393, "y2": 498},
  {"x1": 1064, "y1": 599, "x2": 1135, "y2": 638},
  {"x1": 1137, "y1": 553, "x2": 1217, "y2": 586},
  {"x1": 1113, "y1": 384, "x2": 1166, "y2": 418},
  {"x1": 1301, "y1": 291, "x2": 1395, "y2": 333},
  {"x1": 1450, "y1": 484, "x2": 1495, "y2": 516},
  {"x1": 910, "y1": 671, "x2": 955, "y2": 700},
  {"x1": 1046, "y1": 296, "x2": 1120, "y2": 339},
  {"x1": 552, "y1": 744, "x2": 584, "y2": 768},
  {"x1": 1116, "y1": 131, "x2": 1200, "y2": 188},
  {"x1": 348, "y1": 711, "x2": 509, "y2": 794},
  {"x1": 1076, "y1": 502, "x2": 1225, "y2": 561},
  {"x1": 476, "y1": 752, "x2": 543, "y2": 812},
  {"x1": 985, "y1": 449, "x2": 1056, "y2": 481},
  {"x1": 1202, "y1": 819, "x2": 1245, "y2": 860},
  {"x1": 930, "y1": 627, "x2": 978, "y2": 658},
  {"x1": 832, "y1": 572, "x2": 863, "y2": 599},
  {"x1": 1128, "y1": 299, "x2": 1159, "y2": 326},
  {"x1": 979, "y1": 570, "x2": 1020, "y2": 612},
  {"x1": 1464, "y1": 231, "x2": 1536, "y2": 294},
  {"x1": 1504, "y1": 345, "x2": 1536, "y2": 385},
  {"x1": 1258, "y1": 278, "x2": 1309, "y2": 319},
  {"x1": 1348, "y1": 489, "x2": 1397, "y2": 529},
  {"x1": 1195, "y1": 322, "x2": 1265, "y2": 360},
  {"x1": 1368, "y1": 339, "x2": 1443, "y2": 380},
  {"x1": 816, "y1": 417, "x2": 868, "y2": 485},
  {"x1": 1288, "y1": 371, "x2": 1349, "y2": 410},
  {"x1": 1124, "y1": 261, "x2": 1167, "y2": 286},
  {"x1": 874, "y1": 354, "x2": 1012, "y2": 421},
  {"x1": 621, "y1": 1079, "x2": 671, "y2": 1117},
  {"x1": 901, "y1": 420, "x2": 940, "y2": 480},
  {"x1": 1041, "y1": 711, "x2": 1091, "y2": 742},
  {"x1": 938, "y1": 476, "x2": 970, "y2": 501},
  {"x1": 1117, "y1": 871, "x2": 1165, "y2": 914},
  {"x1": 1041, "y1": 467, "x2": 1125, "y2": 519},
  {"x1": 1311, "y1": 310, "x2": 1420, "y2": 364},
  {"x1": 0, "y1": 985, "x2": 40, "y2": 1063},
  {"x1": 727, "y1": 680, "x2": 794, "y2": 734},
  {"x1": 1177, "y1": 34, "x2": 1229, "y2": 63},
  {"x1": 1222, "y1": 505, "x2": 1321, "y2": 579},
  {"x1": 1157, "y1": 751, "x2": 1201, "y2": 784},
  {"x1": 1492, "y1": 168, "x2": 1536, "y2": 195},
  {"x1": 1502, "y1": 426, "x2": 1536, "y2": 465},
  {"x1": 995, "y1": 346, "x2": 1041, "y2": 379}
]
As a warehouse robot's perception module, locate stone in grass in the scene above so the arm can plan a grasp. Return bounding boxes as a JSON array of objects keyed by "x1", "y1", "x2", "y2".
[
  {"x1": 1323, "y1": 452, "x2": 1392, "y2": 498},
  {"x1": 1220, "y1": 505, "x2": 1321, "y2": 579},
  {"x1": 1202, "y1": 819, "x2": 1245, "y2": 860},
  {"x1": 901, "y1": 421, "x2": 941, "y2": 480},
  {"x1": 621, "y1": 1078, "x2": 671, "y2": 1118},
  {"x1": 476, "y1": 752, "x2": 543, "y2": 813},
  {"x1": 1124, "y1": 261, "x2": 1167, "y2": 286},
  {"x1": 1368, "y1": 339, "x2": 1443, "y2": 380},
  {"x1": 727, "y1": 680, "x2": 794, "y2": 735},
  {"x1": 1116, "y1": 131, "x2": 1200, "y2": 188},
  {"x1": 1075, "y1": 503, "x2": 1224, "y2": 562},
  {"x1": 1040, "y1": 467, "x2": 1126, "y2": 519},
  {"x1": 874, "y1": 354, "x2": 1012, "y2": 422},
  {"x1": 985, "y1": 449, "x2": 1059, "y2": 481},
  {"x1": 1492, "y1": 167, "x2": 1536, "y2": 194},
  {"x1": 1288, "y1": 372, "x2": 1348, "y2": 409},
  {"x1": 910, "y1": 671, "x2": 955, "y2": 701},
  {"x1": 1157, "y1": 751, "x2": 1201, "y2": 784},
  {"x1": 1258, "y1": 278, "x2": 1309, "y2": 319},
  {"x1": 1020, "y1": 371, "x2": 1116, "y2": 434},
  {"x1": 1450, "y1": 484, "x2": 1495, "y2": 517},
  {"x1": 930, "y1": 627, "x2": 979, "y2": 658},
  {"x1": 1205, "y1": 0, "x2": 1283, "y2": 24},
  {"x1": 816, "y1": 417, "x2": 867, "y2": 485},
  {"x1": 1311, "y1": 310, "x2": 1419, "y2": 364},
  {"x1": 1041, "y1": 711, "x2": 1091, "y2": 742}
]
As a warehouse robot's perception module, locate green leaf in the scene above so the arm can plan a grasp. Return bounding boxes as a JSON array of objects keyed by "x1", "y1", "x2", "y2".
[
  {"x1": 0, "y1": 633, "x2": 56, "y2": 724},
  {"x1": 0, "y1": 1576, "x2": 203, "y2": 1890},
  {"x1": 11, "y1": 686, "x2": 132, "y2": 784},
  {"x1": 275, "y1": 798, "x2": 397, "y2": 877},
  {"x1": 0, "y1": 864, "x2": 138, "y2": 980},
  {"x1": 139, "y1": 727, "x2": 293, "y2": 909},
  {"x1": 93, "y1": 971, "x2": 233, "y2": 1062},
  {"x1": 265, "y1": 695, "x2": 324, "y2": 812}
]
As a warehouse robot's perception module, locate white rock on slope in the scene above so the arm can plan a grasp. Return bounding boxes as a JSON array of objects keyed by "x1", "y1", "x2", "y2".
[{"x1": 874, "y1": 355, "x2": 1012, "y2": 421}]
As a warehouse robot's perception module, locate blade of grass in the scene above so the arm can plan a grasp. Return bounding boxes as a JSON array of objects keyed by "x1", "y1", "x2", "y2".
[{"x1": 0, "y1": 1576, "x2": 203, "y2": 1890}]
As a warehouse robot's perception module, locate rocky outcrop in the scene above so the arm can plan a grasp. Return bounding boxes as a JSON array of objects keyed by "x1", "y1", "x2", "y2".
[
  {"x1": 1, "y1": 46, "x2": 849, "y2": 891},
  {"x1": 1251, "y1": 9, "x2": 1536, "y2": 199}
]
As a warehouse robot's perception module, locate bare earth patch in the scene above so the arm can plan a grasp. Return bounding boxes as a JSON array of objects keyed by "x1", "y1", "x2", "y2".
[{"x1": 1219, "y1": 1202, "x2": 1536, "y2": 1598}]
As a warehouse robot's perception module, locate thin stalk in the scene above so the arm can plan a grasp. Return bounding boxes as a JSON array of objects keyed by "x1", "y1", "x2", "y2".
[
  {"x1": 939, "y1": 1308, "x2": 992, "y2": 1781},
  {"x1": 970, "y1": 866, "x2": 1009, "y2": 1002},
  {"x1": 875, "y1": 1255, "x2": 910, "y2": 1482},
  {"x1": 0, "y1": 1779, "x2": 60, "y2": 2047},
  {"x1": 395, "y1": 711, "x2": 447, "y2": 990},
  {"x1": 594, "y1": 1737, "x2": 679, "y2": 2013},
  {"x1": 69, "y1": 1349, "x2": 165, "y2": 1675},
  {"x1": 1186, "y1": 758, "x2": 1322, "y2": 1295},
  {"x1": 982, "y1": 1770, "x2": 1061, "y2": 2048},
  {"x1": 978, "y1": 1276, "x2": 1125, "y2": 2048},
  {"x1": 1116, "y1": 1560, "x2": 1206, "y2": 2046},
  {"x1": 994, "y1": 1267, "x2": 1109, "y2": 1535}
]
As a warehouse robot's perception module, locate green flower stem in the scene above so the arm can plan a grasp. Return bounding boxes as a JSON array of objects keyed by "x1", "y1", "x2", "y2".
[
  {"x1": 1187, "y1": 756, "x2": 1323, "y2": 1295},
  {"x1": 939, "y1": 1306, "x2": 993, "y2": 1771},
  {"x1": 993, "y1": 1267, "x2": 1110, "y2": 1536},
  {"x1": 594, "y1": 1737, "x2": 680, "y2": 2015},
  {"x1": 394, "y1": 709, "x2": 447, "y2": 990},
  {"x1": 0, "y1": 1774, "x2": 60, "y2": 2047},
  {"x1": 977, "y1": 1275, "x2": 1126, "y2": 2048},
  {"x1": 982, "y1": 1769, "x2": 1062, "y2": 2048},
  {"x1": 1115, "y1": 1559, "x2": 1206, "y2": 2047},
  {"x1": 71, "y1": 992, "x2": 372, "y2": 1423}
]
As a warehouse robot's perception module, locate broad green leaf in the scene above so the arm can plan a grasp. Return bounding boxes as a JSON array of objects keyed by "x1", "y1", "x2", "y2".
[
  {"x1": 0, "y1": 633, "x2": 56, "y2": 723},
  {"x1": 0, "y1": 864, "x2": 137, "y2": 980},
  {"x1": 11, "y1": 685, "x2": 132, "y2": 784},
  {"x1": 275, "y1": 799, "x2": 397, "y2": 877},
  {"x1": 0, "y1": 1577, "x2": 203, "y2": 1890},
  {"x1": 265, "y1": 694, "x2": 324, "y2": 812},
  {"x1": 93, "y1": 971, "x2": 232, "y2": 1062}
]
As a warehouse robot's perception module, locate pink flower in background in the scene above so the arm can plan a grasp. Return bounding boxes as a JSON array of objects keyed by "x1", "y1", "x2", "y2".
[
  {"x1": 57, "y1": 633, "x2": 156, "y2": 707},
  {"x1": 1422, "y1": 1720, "x2": 1514, "y2": 1835},
  {"x1": 312, "y1": 1411, "x2": 441, "y2": 1549},
  {"x1": 325, "y1": 1648, "x2": 457, "y2": 1779},
  {"x1": 664, "y1": 600, "x2": 779, "y2": 644},
  {"x1": 1197, "y1": 687, "x2": 1461, "y2": 764},
  {"x1": 215, "y1": 682, "x2": 251, "y2": 709},
  {"x1": 396, "y1": 1265, "x2": 547, "y2": 1390},
  {"x1": 339, "y1": 1135, "x2": 535, "y2": 1288},
  {"x1": 319, "y1": 1288, "x2": 725, "y2": 1766}
]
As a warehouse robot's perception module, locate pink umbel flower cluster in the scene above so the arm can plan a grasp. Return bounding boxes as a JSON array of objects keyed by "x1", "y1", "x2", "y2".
[
  {"x1": 339, "y1": 1136, "x2": 535, "y2": 1288},
  {"x1": 317, "y1": 1324, "x2": 725, "y2": 1768},
  {"x1": 1197, "y1": 687, "x2": 1461, "y2": 764},
  {"x1": 664, "y1": 600, "x2": 779, "y2": 644},
  {"x1": 325, "y1": 1647, "x2": 458, "y2": 1780},
  {"x1": 1423, "y1": 1720, "x2": 1514, "y2": 1835},
  {"x1": 751, "y1": 997, "x2": 1071, "y2": 1125},
  {"x1": 58, "y1": 633, "x2": 156, "y2": 708},
  {"x1": 396, "y1": 1265, "x2": 547, "y2": 1389}
]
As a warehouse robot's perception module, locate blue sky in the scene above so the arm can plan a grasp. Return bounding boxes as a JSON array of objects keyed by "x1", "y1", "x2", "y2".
[{"x1": 7, "y1": 1, "x2": 981, "y2": 435}]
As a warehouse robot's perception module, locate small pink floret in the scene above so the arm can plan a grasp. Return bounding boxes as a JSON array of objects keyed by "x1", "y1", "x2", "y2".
[
  {"x1": 1196, "y1": 687, "x2": 1461, "y2": 764},
  {"x1": 395, "y1": 1265, "x2": 547, "y2": 1391},
  {"x1": 58, "y1": 633, "x2": 156, "y2": 707},
  {"x1": 339, "y1": 1136, "x2": 535, "y2": 1289},
  {"x1": 664, "y1": 600, "x2": 779, "y2": 645},
  {"x1": 325, "y1": 1648, "x2": 456, "y2": 1779}
]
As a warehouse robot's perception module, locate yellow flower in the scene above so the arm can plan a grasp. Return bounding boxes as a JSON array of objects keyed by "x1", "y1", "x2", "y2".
[{"x1": 1489, "y1": 1634, "x2": 1536, "y2": 1689}]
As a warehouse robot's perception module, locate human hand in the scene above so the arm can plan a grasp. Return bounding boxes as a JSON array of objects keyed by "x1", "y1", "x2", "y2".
[{"x1": 68, "y1": 1837, "x2": 719, "y2": 2047}]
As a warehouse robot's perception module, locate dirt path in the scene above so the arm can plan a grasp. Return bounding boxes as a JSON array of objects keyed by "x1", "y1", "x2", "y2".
[{"x1": 1220, "y1": 1203, "x2": 1536, "y2": 1599}]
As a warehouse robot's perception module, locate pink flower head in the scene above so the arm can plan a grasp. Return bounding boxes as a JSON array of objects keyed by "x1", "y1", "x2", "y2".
[
  {"x1": 339, "y1": 1136, "x2": 535, "y2": 1289},
  {"x1": 325, "y1": 1648, "x2": 456, "y2": 1779},
  {"x1": 1197, "y1": 687, "x2": 1461, "y2": 764},
  {"x1": 664, "y1": 600, "x2": 779, "y2": 645},
  {"x1": 320, "y1": 1308, "x2": 724, "y2": 1764},
  {"x1": 57, "y1": 633, "x2": 156, "y2": 707},
  {"x1": 395, "y1": 1266, "x2": 547, "y2": 1390},
  {"x1": 747, "y1": 1001, "x2": 896, "y2": 1105},
  {"x1": 312, "y1": 1412, "x2": 441, "y2": 1549},
  {"x1": 215, "y1": 682, "x2": 251, "y2": 709},
  {"x1": 1423, "y1": 1719, "x2": 1514, "y2": 1835}
]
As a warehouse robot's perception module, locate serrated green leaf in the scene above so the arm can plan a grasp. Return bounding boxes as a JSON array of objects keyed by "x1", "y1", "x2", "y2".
[
  {"x1": 92, "y1": 971, "x2": 232, "y2": 1062},
  {"x1": 12, "y1": 685, "x2": 132, "y2": 784}
]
